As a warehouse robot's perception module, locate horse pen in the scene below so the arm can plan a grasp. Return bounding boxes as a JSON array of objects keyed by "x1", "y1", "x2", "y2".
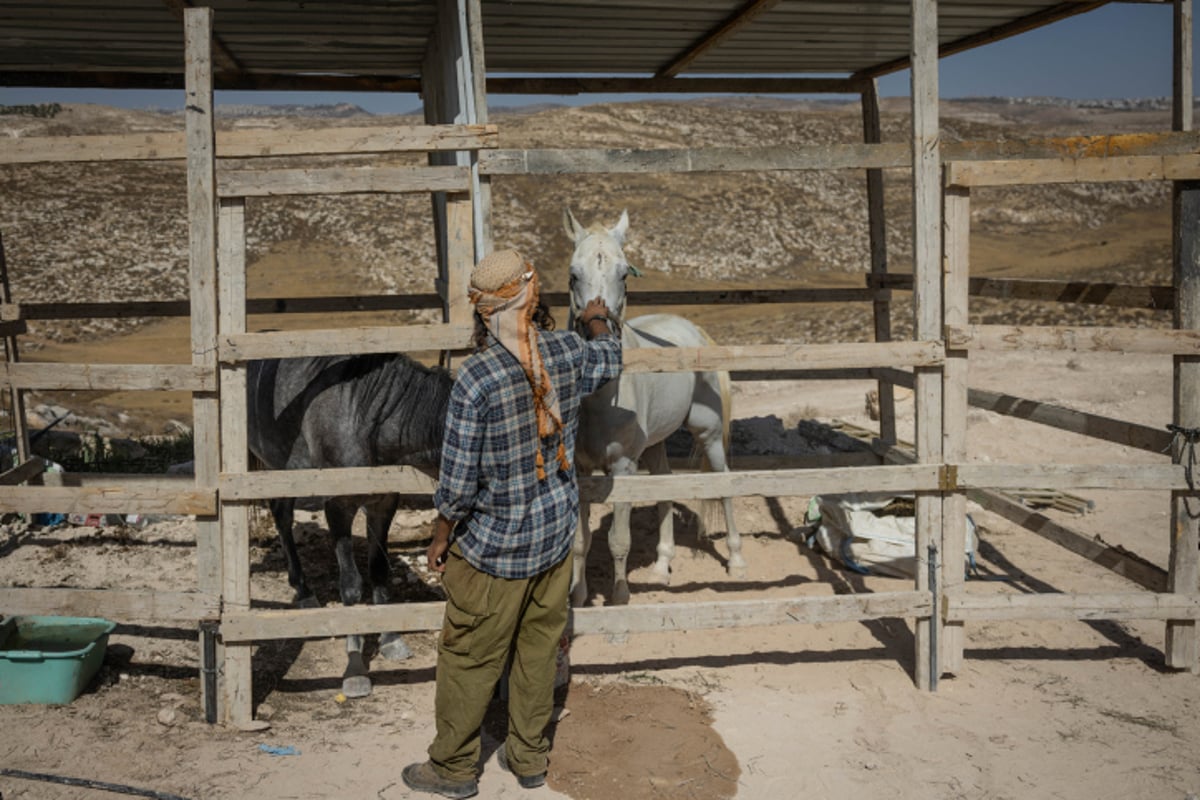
[{"x1": 2, "y1": 2, "x2": 1200, "y2": 798}]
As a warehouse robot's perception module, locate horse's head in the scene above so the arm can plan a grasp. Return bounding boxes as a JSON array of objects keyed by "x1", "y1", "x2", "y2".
[{"x1": 563, "y1": 207, "x2": 634, "y2": 334}]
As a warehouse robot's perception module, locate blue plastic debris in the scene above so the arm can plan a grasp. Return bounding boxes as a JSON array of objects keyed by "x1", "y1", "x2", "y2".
[{"x1": 258, "y1": 744, "x2": 299, "y2": 756}]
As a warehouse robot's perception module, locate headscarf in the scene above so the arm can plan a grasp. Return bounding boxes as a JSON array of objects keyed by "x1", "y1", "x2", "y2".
[{"x1": 469, "y1": 249, "x2": 568, "y2": 480}]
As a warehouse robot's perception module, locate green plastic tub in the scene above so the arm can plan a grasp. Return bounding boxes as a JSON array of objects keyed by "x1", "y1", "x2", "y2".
[{"x1": 0, "y1": 616, "x2": 116, "y2": 704}]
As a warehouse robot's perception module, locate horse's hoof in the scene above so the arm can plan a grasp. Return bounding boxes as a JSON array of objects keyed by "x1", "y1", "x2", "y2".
[
  {"x1": 296, "y1": 594, "x2": 320, "y2": 609},
  {"x1": 379, "y1": 635, "x2": 413, "y2": 661},
  {"x1": 727, "y1": 563, "x2": 748, "y2": 579},
  {"x1": 611, "y1": 583, "x2": 631, "y2": 606},
  {"x1": 647, "y1": 568, "x2": 671, "y2": 586},
  {"x1": 342, "y1": 674, "x2": 372, "y2": 699}
]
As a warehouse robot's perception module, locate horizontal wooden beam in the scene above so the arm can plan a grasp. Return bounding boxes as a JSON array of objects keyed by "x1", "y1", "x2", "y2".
[
  {"x1": 0, "y1": 319, "x2": 27, "y2": 338},
  {"x1": 0, "y1": 588, "x2": 219, "y2": 623},
  {"x1": 1, "y1": 124, "x2": 498, "y2": 165},
  {"x1": 218, "y1": 590, "x2": 932, "y2": 643},
  {"x1": 219, "y1": 466, "x2": 437, "y2": 501},
  {"x1": 217, "y1": 165, "x2": 470, "y2": 198},
  {"x1": 487, "y1": 76, "x2": 863, "y2": 95},
  {"x1": 872, "y1": 274, "x2": 1174, "y2": 311},
  {"x1": 622, "y1": 340, "x2": 944, "y2": 373},
  {"x1": 946, "y1": 324, "x2": 1200, "y2": 355},
  {"x1": 1, "y1": 362, "x2": 215, "y2": 391},
  {"x1": 218, "y1": 323, "x2": 473, "y2": 362},
  {"x1": 0, "y1": 485, "x2": 216, "y2": 515},
  {"x1": 957, "y1": 463, "x2": 1186, "y2": 492},
  {"x1": 946, "y1": 153, "x2": 1200, "y2": 188},
  {"x1": 945, "y1": 592, "x2": 1200, "y2": 622}
]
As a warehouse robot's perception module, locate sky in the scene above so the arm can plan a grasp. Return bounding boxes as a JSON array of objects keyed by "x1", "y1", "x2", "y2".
[{"x1": 0, "y1": 3, "x2": 1185, "y2": 114}]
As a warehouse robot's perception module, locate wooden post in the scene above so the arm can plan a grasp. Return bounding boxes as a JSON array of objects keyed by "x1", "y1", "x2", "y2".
[
  {"x1": 862, "y1": 79, "x2": 896, "y2": 445},
  {"x1": 218, "y1": 198, "x2": 254, "y2": 722},
  {"x1": 465, "y1": 0, "x2": 492, "y2": 255},
  {"x1": 910, "y1": 0, "x2": 942, "y2": 691},
  {"x1": 1169, "y1": 0, "x2": 1199, "y2": 673},
  {"x1": 941, "y1": 182, "x2": 970, "y2": 676},
  {"x1": 424, "y1": 0, "x2": 480, "y2": 341},
  {"x1": 184, "y1": 7, "x2": 224, "y2": 717},
  {"x1": 0, "y1": 233, "x2": 30, "y2": 465}
]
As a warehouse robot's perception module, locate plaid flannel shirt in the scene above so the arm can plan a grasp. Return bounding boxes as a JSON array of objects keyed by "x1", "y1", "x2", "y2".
[{"x1": 433, "y1": 330, "x2": 621, "y2": 579}]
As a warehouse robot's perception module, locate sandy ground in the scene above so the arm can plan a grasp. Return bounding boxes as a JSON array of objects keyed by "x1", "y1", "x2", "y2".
[{"x1": 2, "y1": 341, "x2": 1198, "y2": 800}]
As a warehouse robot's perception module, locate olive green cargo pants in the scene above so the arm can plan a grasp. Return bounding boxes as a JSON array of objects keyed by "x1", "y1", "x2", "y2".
[{"x1": 428, "y1": 542, "x2": 571, "y2": 782}]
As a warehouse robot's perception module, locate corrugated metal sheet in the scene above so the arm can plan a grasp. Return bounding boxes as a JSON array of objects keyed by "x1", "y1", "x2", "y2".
[{"x1": 0, "y1": 0, "x2": 1109, "y2": 90}]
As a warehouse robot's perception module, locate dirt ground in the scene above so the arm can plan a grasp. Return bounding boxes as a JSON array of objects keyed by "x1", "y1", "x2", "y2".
[{"x1": 2, "y1": 334, "x2": 1199, "y2": 799}]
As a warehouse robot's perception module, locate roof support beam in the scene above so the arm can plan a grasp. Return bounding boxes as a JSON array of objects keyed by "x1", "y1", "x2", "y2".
[
  {"x1": 655, "y1": 0, "x2": 784, "y2": 79},
  {"x1": 853, "y1": 1, "x2": 1109, "y2": 81},
  {"x1": 161, "y1": 0, "x2": 245, "y2": 75},
  {"x1": 489, "y1": 76, "x2": 863, "y2": 95}
]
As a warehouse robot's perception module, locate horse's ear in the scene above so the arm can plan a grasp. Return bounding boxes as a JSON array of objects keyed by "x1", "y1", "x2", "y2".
[
  {"x1": 563, "y1": 207, "x2": 585, "y2": 242},
  {"x1": 611, "y1": 210, "x2": 630, "y2": 244}
]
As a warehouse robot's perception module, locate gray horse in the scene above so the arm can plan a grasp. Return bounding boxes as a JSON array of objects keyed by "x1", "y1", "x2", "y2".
[{"x1": 247, "y1": 352, "x2": 453, "y2": 698}]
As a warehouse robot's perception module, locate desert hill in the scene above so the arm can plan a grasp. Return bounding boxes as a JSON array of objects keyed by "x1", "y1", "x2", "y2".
[{"x1": 0, "y1": 96, "x2": 1177, "y2": 434}]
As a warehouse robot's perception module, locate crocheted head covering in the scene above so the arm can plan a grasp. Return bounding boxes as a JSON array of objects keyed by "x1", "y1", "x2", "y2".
[{"x1": 469, "y1": 249, "x2": 567, "y2": 479}]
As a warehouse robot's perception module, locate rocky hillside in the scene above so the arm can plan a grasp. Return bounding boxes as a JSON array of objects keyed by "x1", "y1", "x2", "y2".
[{"x1": 0, "y1": 96, "x2": 1176, "y2": 354}]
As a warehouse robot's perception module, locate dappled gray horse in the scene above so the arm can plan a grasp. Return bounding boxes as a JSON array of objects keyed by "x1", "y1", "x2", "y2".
[
  {"x1": 248, "y1": 353, "x2": 453, "y2": 697},
  {"x1": 564, "y1": 208, "x2": 743, "y2": 606}
]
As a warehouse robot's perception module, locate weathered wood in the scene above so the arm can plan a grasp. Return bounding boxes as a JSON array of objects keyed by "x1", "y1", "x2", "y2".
[
  {"x1": 1170, "y1": 178, "x2": 1200, "y2": 670},
  {"x1": 656, "y1": 0, "x2": 784, "y2": 78},
  {"x1": 36, "y1": 472, "x2": 201, "y2": 490},
  {"x1": 863, "y1": 78, "x2": 896, "y2": 445},
  {"x1": 217, "y1": 165, "x2": 471, "y2": 198},
  {"x1": 218, "y1": 591, "x2": 933, "y2": 643},
  {"x1": 945, "y1": 592, "x2": 1200, "y2": 622},
  {"x1": 0, "y1": 457, "x2": 46, "y2": 486},
  {"x1": 947, "y1": 324, "x2": 1200, "y2": 354},
  {"x1": 218, "y1": 323, "x2": 473, "y2": 362},
  {"x1": 872, "y1": 274, "x2": 1174, "y2": 311},
  {"x1": 0, "y1": 233, "x2": 30, "y2": 465},
  {"x1": 1, "y1": 362, "x2": 215, "y2": 392},
  {"x1": 946, "y1": 154, "x2": 1200, "y2": 188},
  {"x1": 941, "y1": 183, "x2": 970, "y2": 676},
  {"x1": 0, "y1": 588, "x2": 220, "y2": 623},
  {"x1": 220, "y1": 466, "x2": 439, "y2": 501},
  {"x1": 967, "y1": 387, "x2": 1172, "y2": 453},
  {"x1": 0, "y1": 485, "x2": 216, "y2": 515},
  {"x1": 1, "y1": 125, "x2": 499, "y2": 165},
  {"x1": 910, "y1": 0, "x2": 941, "y2": 692},
  {"x1": 1176, "y1": 0, "x2": 1194, "y2": 133},
  {"x1": 621, "y1": 340, "x2": 944, "y2": 373},
  {"x1": 969, "y1": 489, "x2": 1168, "y2": 593},
  {"x1": 0, "y1": 319, "x2": 27, "y2": 338},
  {"x1": 957, "y1": 463, "x2": 1187, "y2": 492},
  {"x1": 488, "y1": 76, "x2": 863, "y2": 95}
]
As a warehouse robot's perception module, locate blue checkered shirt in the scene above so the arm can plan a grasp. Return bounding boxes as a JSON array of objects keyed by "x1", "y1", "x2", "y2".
[{"x1": 433, "y1": 330, "x2": 621, "y2": 579}]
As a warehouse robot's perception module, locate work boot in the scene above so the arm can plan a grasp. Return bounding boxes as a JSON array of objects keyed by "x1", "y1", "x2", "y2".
[
  {"x1": 497, "y1": 743, "x2": 547, "y2": 789},
  {"x1": 401, "y1": 761, "x2": 478, "y2": 799}
]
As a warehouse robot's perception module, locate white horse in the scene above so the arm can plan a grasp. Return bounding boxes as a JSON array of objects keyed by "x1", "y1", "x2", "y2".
[{"x1": 564, "y1": 208, "x2": 745, "y2": 606}]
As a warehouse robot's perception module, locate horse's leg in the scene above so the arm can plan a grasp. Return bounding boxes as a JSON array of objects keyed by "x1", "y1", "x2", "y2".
[
  {"x1": 688, "y1": 379, "x2": 747, "y2": 579},
  {"x1": 608, "y1": 457, "x2": 638, "y2": 606},
  {"x1": 640, "y1": 442, "x2": 674, "y2": 585},
  {"x1": 324, "y1": 498, "x2": 371, "y2": 698},
  {"x1": 364, "y1": 493, "x2": 412, "y2": 661},
  {"x1": 571, "y1": 494, "x2": 594, "y2": 607},
  {"x1": 270, "y1": 498, "x2": 318, "y2": 608},
  {"x1": 695, "y1": 435, "x2": 746, "y2": 579}
]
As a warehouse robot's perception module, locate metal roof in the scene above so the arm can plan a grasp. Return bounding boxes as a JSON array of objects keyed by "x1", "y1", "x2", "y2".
[{"x1": 0, "y1": 1, "x2": 1110, "y2": 94}]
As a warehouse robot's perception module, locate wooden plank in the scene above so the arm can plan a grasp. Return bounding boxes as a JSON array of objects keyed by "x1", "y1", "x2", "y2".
[
  {"x1": 910, "y1": 0, "x2": 941, "y2": 692},
  {"x1": 0, "y1": 125, "x2": 499, "y2": 165},
  {"x1": 1, "y1": 362, "x2": 215, "y2": 391},
  {"x1": 36, "y1": 472, "x2": 201, "y2": 490},
  {"x1": 957, "y1": 463, "x2": 1187, "y2": 492},
  {"x1": 480, "y1": 142, "x2": 909, "y2": 175},
  {"x1": 220, "y1": 466, "x2": 439, "y2": 500},
  {"x1": 218, "y1": 591, "x2": 933, "y2": 643},
  {"x1": 217, "y1": 165, "x2": 470, "y2": 198},
  {"x1": 967, "y1": 387, "x2": 1172, "y2": 453},
  {"x1": 969, "y1": 489, "x2": 1168, "y2": 593},
  {"x1": 946, "y1": 155, "x2": 1175, "y2": 187},
  {"x1": 1176, "y1": 0, "x2": 1194, "y2": 134},
  {"x1": 656, "y1": 0, "x2": 784, "y2": 78},
  {"x1": 946, "y1": 324, "x2": 1200, "y2": 355},
  {"x1": 620, "y1": 340, "x2": 944, "y2": 373},
  {"x1": 488, "y1": 76, "x2": 862, "y2": 95},
  {"x1": 862, "y1": 78, "x2": 896, "y2": 445},
  {"x1": 945, "y1": 592, "x2": 1200, "y2": 623},
  {"x1": 0, "y1": 588, "x2": 220, "y2": 623},
  {"x1": 0, "y1": 457, "x2": 45, "y2": 486},
  {"x1": 0, "y1": 319, "x2": 27, "y2": 338},
  {"x1": 219, "y1": 323, "x2": 474, "y2": 362},
  {"x1": 0, "y1": 485, "x2": 216, "y2": 515},
  {"x1": 0, "y1": 233, "x2": 30, "y2": 465},
  {"x1": 1170, "y1": 178, "x2": 1200, "y2": 670},
  {"x1": 873, "y1": 274, "x2": 1174, "y2": 311},
  {"x1": 941, "y1": 184, "x2": 970, "y2": 676}
]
